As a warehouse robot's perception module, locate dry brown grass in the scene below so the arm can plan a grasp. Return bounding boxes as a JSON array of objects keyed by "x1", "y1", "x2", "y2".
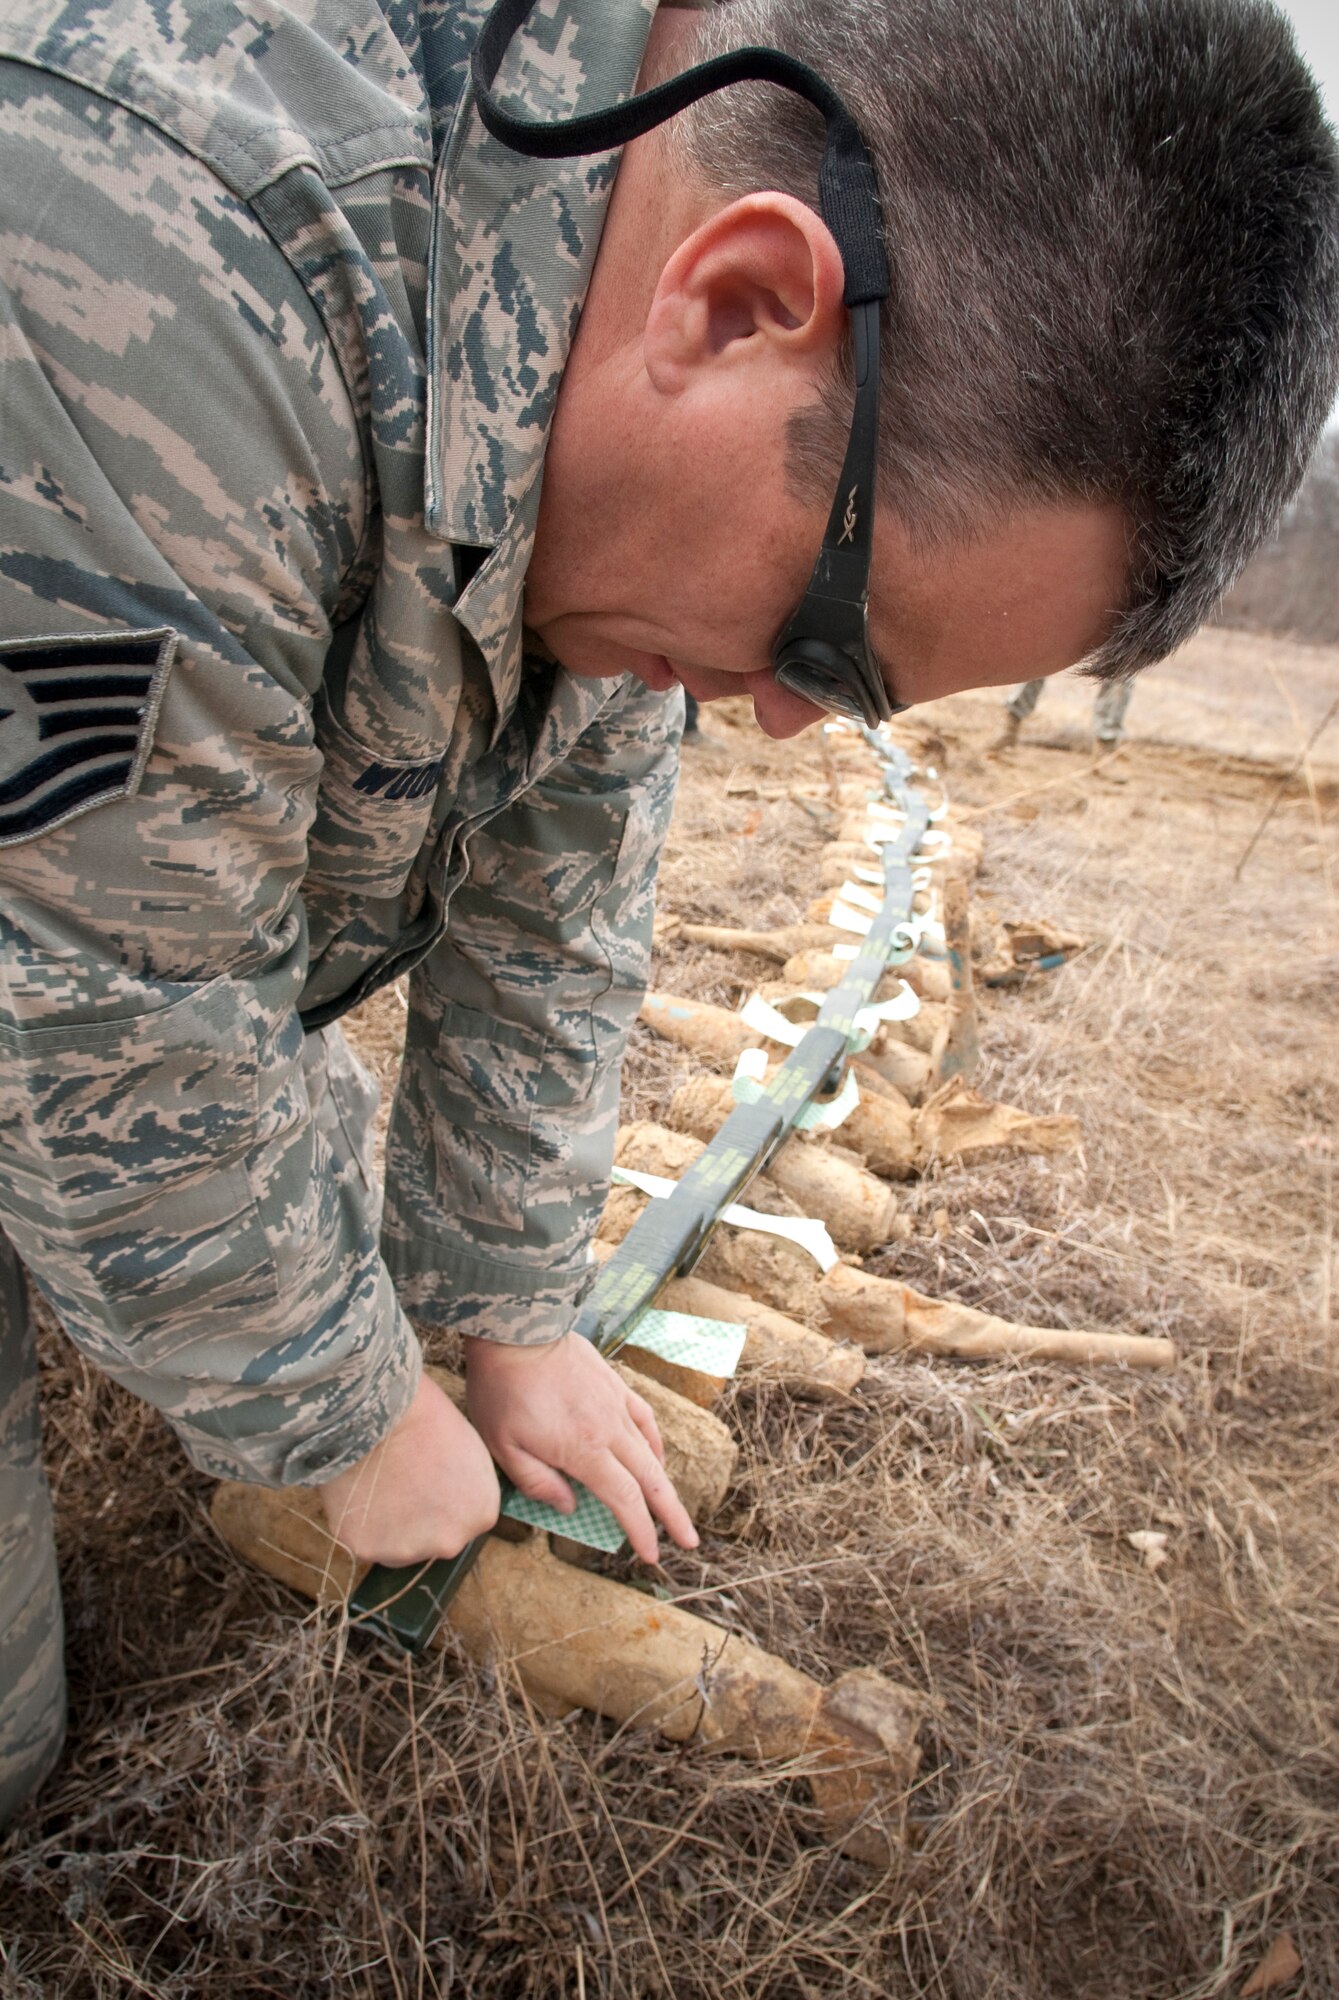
[{"x1": 1, "y1": 641, "x2": 1335, "y2": 1999}]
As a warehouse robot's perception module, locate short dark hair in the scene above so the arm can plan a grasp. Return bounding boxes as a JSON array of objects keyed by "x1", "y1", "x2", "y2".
[{"x1": 673, "y1": 0, "x2": 1339, "y2": 674}]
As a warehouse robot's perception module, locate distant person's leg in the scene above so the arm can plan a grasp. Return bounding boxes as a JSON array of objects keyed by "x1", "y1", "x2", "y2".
[
  {"x1": 990, "y1": 678, "x2": 1045, "y2": 751},
  {"x1": 1093, "y1": 676, "x2": 1134, "y2": 746},
  {"x1": 1007, "y1": 680, "x2": 1047, "y2": 723}
]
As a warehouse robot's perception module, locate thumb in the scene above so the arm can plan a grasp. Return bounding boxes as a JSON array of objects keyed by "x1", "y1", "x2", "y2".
[{"x1": 504, "y1": 1449, "x2": 577, "y2": 1516}]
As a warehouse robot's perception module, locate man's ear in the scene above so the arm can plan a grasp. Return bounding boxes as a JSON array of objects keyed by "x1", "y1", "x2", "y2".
[{"x1": 643, "y1": 192, "x2": 846, "y2": 395}]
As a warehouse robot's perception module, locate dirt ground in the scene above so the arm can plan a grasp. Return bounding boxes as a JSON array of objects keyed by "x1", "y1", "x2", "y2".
[{"x1": 0, "y1": 632, "x2": 1335, "y2": 1999}]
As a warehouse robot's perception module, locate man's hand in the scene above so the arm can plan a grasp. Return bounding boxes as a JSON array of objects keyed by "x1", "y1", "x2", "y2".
[
  {"x1": 464, "y1": 1334, "x2": 699, "y2": 1565},
  {"x1": 316, "y1": 1373, "x2": 500, "y2": 1566}
]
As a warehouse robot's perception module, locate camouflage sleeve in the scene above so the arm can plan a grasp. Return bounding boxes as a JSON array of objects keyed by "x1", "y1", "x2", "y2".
[
  {"x1": 381, "y1": 671, "x2": 681, "y2": 1343},
  {"x1": 0, "y1": 67, "x2": 421, "y2": 1485}
]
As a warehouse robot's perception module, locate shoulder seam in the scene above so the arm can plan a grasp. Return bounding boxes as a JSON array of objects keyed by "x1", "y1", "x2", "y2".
[{"x1": 0, "y1": 45, "x2": 430, "y2": 199}]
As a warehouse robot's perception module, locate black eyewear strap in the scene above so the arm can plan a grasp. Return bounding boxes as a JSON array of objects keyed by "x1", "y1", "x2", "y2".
[{"x1": 471, "y1": 0, "x2": 905, "y2": 728}]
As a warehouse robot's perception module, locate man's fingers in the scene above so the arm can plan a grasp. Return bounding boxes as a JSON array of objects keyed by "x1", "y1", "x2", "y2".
[
  {"x1": 625, "y1": 1391, "x2": 665, "y2": 1464},
  {"x1": 608, "y1": 1430, "x2": 699, "y2": 1554},
  {"x1": 637, "y1": 1456, "x2": 698, "y2": 1551},
  {"x1": 504, "y1": 1449, "x2": 576, "y2": 1516},
  {"x1": 579, "y1": 1454, "x2": 660, "y2": 1565}
]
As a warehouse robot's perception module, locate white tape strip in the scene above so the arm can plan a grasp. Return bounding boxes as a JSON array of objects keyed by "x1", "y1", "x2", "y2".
[
  {"x1": 888, "y1": 911, "x2": 945, "y2": 954},
  {"x1": 739, "y1": 992, "x2": 806, "y2": 1047},
  {"x1": 611, "y1": 1166, "x2": 681, "y2": 1202},
  {"x1": 609, "y1": 1166, "x2": 840, "y2": 1272},
  {"x1": 733, "y1": 1045, "x2": 769, "y2": 1085},
  {"x1": 854, "y1": 981, "x2": 920, "y2": 1031},
  {"x1": 796, "y1": 1068, "x2": 862, "y2": 1132},
  {"x1": 720, "y1": 1205, "x2": 839, "y2": 1270},
  {"x1": 835, "y1": 880, "x2": 883, "y2": 913},
  {"x1": 829, "y1": 899, "x2": 875, "y2": 936}
]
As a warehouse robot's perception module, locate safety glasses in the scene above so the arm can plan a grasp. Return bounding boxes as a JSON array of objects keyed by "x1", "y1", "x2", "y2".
[
  {"x1": 771, "y1": 297, "x2": 905, "y2": 724},
  {"x1": 471, "y1": 0, "x2": 905, "y2": 727}
]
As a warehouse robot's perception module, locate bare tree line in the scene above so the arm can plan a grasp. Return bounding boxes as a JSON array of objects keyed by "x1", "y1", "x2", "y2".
[{"x1": 1217, "y1": 427, "x2": 1339, "y2": 644}]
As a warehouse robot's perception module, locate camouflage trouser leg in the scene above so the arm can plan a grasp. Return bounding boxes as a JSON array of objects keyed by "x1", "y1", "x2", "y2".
[
  {"x1": 302, "y1": 1025, "x2": 383, "y2": 1236},
  {"x1": 0, "y1": 1032, "x2": 376, "y2": 1836},
  {"x1": 0, "y1": 1228, "x2": 65, "y2": 1831},
  {"x1": 1093, "y1": 676, "x2": 1134, "y2": 743},
  {"x1": 1005, "y1": 678, "x2": 1046, "y2": 722}
]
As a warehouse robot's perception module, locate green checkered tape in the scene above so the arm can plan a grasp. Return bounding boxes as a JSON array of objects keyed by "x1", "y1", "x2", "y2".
[
  {"x1": 624, "y1": 1307, "x2": 748, "y2": 1378},
  {"x1": 502, "y1": 1481, "x2": 626, "y2": 1552}
]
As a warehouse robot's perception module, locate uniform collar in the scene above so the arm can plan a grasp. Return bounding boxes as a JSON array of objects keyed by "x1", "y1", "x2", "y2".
[{"x1": 426, "y1": 0, "x2": 657, "y2": 724}]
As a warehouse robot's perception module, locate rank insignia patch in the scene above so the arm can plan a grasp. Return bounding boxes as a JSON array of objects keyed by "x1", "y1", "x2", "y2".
[{"x1": 0, "y1": 628, "x2": 177, "y2": 845}]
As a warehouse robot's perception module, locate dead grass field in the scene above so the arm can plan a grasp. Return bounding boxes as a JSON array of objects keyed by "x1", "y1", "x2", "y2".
[{"x1": 0, "y1": 632, "x2": 1335, "y2": 1999}]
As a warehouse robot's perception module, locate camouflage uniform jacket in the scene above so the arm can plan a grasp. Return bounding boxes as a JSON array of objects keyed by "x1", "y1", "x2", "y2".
[{"x1": 0, "y1": 0, "x2": 680, "y2": 1486}]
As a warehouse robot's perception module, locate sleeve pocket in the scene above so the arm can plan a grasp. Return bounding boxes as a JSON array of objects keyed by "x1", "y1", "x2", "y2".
[
  {"x1": 428, "y1": 1000, "x2": 546, "y2": 1233},
  {"x1": 0, "y1": 974, "x2": 278, "y2": 1367}
]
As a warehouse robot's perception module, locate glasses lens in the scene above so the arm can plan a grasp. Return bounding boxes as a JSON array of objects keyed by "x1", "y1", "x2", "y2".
[{"x1": 774, "y1": 655, "x2": 878, "y2": 725}]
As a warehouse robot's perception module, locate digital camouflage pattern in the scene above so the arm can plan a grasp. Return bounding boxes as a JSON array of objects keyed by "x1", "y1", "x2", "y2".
[{"x1": 0, "y1": 0, "x2": 673, "y2": 1819}]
